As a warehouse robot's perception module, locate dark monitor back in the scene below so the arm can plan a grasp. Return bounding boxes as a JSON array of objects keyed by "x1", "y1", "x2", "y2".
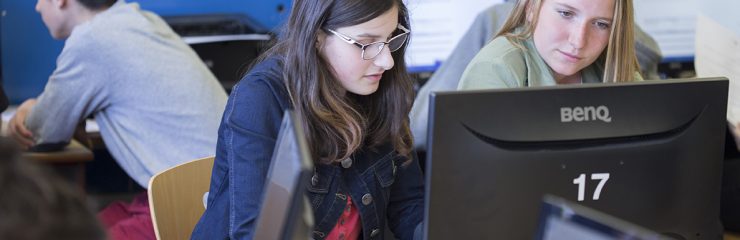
[
  {"x1": 254, "y1": 110, "x2": 314, "y2": 240},
  {"x1": 424, "y1": 78, "x2": 728, "y2": 239}
]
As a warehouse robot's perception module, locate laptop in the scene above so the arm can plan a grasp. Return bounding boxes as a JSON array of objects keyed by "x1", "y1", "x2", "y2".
[{"x1": 253, "y1": 110, "x2": 314, "y2": 240}]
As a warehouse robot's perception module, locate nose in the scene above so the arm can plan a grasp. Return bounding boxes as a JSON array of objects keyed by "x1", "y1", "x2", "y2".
[
  {"x1": 569, "y1": 22, "x2": 588, "y2": 50},
  {"x1": 35, "y1": 0, "x2": 41, "y2": 12},
  {"x1": 373, "y1": 45, "x2": 395, "y2": 70}
]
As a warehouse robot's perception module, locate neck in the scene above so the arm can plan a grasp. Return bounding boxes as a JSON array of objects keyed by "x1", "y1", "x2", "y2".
[
  {"x1": 555, "y1": 72, "x2": 582, "y2": 85},
  {"x1": 67, "y1": 2, "x2": 110, "y2": 29}
]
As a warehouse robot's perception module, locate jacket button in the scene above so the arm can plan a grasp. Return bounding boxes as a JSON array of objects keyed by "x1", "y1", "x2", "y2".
[
  {"x1": 370, "y1": 228, "x2": 380, "y2": 237},
  {"x1": 341, "y1": 158, "x2": 353, "y2": 168},
  {"x1": 311, "y1": 174, "x2": 318, "y2": 186},
  {"x1": 362, "y1": 193, "x2": 373, "y2": 205}
]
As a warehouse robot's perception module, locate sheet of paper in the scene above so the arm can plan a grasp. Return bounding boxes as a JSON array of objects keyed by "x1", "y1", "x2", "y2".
[
  {"x1": 699, "y1": 0, "x2": 740, "y2": 34},
  {"x1": 694, "y1": 14, "x2": 740, "y2": 125},
  {"x1": 1, "y1": 107, "x2": 16, "y2": 136}
]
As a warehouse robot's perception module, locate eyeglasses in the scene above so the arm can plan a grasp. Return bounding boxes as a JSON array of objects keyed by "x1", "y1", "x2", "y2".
[{"x1": 325, "y1": 24, "x2": 410, "y2": 60}]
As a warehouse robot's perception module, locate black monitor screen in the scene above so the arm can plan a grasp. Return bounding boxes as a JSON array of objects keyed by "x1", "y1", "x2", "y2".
[
  {"x1": 254, "y1": 110, "x2": 314, "y2": 240},
  {"x1": 423, "y1": 78, "x2": 728, "y2": 239},
  {"x1": 536, "y1": 195, "x2": 668, "y2": 240}
]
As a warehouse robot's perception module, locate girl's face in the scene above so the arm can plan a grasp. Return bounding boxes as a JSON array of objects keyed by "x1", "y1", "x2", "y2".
[
  {"x1": 318, "y1": 6, "x2": 399, "y2": 95},
  {"x1": 531, "y1": 0, "x2": 614, "y2": 82}
]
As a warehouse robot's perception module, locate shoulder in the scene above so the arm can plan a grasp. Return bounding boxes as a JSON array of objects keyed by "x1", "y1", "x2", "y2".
[
  {"x1": 89, "y1": 2, "x2": 151, "y2": 28},
  {"x1": 227, "y1": 57, "x2": 290, "y2": 117},
  {"x1": 458, "y1": 37, "x2": 528, "y2": 90},
  {"x1": 237, "y1": 56, "x2": 288, "y2": 101},
  {"x1": 219, "y1": 56, "x2": 290, "y2": 138},
  {"x1": 63, "y1": 3, "x2": 142, "y2": 56},
  {"x1": 53, "y1": 26, "x2": 107, "y2": 80},
  {"x1": 78, "y1": 2, "x2": 174, "y2": 49},
  {"x1": 63, "y1": 21, "x2": 101, "y2": 56},
  {"x1": 474, "y1": 37, "x2": 524, "y2": 61},
  {"x1": 478, "y1": 36, "x2": 527, "y2": 65}
]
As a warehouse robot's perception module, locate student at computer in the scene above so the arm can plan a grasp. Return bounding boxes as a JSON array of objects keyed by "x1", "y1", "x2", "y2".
[
  {"x1": 458, "y1": 0, "x2": 642, "y2": 90},
  {"x1": 192, "y1": 0, "x2": 424, "y2": 239},
  {"x1": 7, "y1": 0, "x2": 227, "y2": 238},
  {"x1": 409, "y1": 1, "x2": 661, "y2": 150}
]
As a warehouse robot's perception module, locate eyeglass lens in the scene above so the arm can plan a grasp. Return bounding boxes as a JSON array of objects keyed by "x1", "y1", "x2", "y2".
[{"x1": 363, "y1": 33, "x2": 408, "y2": 59}]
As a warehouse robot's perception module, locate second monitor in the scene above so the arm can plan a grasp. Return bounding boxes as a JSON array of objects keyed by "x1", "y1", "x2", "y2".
[{"x1": 253, "y1": 110, "x2": 314, "y2": 240}]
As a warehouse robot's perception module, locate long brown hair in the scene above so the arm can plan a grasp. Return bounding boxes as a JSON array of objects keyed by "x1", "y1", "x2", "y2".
[
  {"x1": 496, "y1": 0, "x2": 640, "y2": 82},
  {"x1": 259, "y1": 0, "x2": 414, "y2": 164}
]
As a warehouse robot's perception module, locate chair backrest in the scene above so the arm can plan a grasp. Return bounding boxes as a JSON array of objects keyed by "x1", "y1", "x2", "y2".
[{"x1": 148, "y1": 156, "x2": 215, "y2": 240}]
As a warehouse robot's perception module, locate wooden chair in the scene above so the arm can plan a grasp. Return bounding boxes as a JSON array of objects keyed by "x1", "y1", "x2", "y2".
[
  {"x1": 148, "y1": 156, "x2": 215, "y2": 240},
  {"x1": 727, "y1": 232, "x2": 740, "y2": 240}
]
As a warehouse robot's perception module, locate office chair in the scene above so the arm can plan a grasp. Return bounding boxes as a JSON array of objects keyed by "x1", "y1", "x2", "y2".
[{"x1": 148, "y1": 156, "x2": 214, "y2": 240}]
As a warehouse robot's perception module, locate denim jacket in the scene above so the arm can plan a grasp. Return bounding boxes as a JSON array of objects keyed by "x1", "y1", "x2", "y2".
[{"x1": 191, "y1": 56, "x2": 424, "y2": 240}]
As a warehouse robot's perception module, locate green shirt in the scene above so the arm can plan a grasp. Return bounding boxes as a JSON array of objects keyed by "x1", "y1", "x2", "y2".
[{"x1": 458, "y1": 36, "x2": 639, "y2": 90}]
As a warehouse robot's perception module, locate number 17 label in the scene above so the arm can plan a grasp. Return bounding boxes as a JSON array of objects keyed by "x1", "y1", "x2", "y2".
[{"x1": 572, "y1": 173, "x2": 610, "y2": 201}]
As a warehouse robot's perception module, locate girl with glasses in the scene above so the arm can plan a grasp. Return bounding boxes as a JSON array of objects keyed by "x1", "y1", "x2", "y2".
[
  {"x1": 192, "y1": 0, "x2": 423, "y2": 239},
  {"x1": 459, "y1": 0, "x2": 642, "y2": 90}
]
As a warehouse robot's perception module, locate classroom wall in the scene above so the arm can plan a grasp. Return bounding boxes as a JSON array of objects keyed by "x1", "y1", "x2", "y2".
[{"x1": 0, "y1": 0, "x2": 63, "y2": 105}]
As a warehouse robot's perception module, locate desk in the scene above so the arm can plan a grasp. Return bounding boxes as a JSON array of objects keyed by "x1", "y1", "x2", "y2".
[
  {"x1": 1, "y1": 106, "x2": 100, "y2": 151},
  {"x1": 23, "y1": 140, "x2": 93, "y2": 191},
  {"x1": 23, "y1": 139, "x2": 94, "y2": 163},
  {"x1": 2, "y1": 109, "x2": 96, "y2": 163},
  {"x1": 2, "y1": 108, "x2": 94, "y2": 189}
]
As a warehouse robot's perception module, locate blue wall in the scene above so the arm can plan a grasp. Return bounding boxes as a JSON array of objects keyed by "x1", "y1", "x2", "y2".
[
  {"x1": 0, "y1": 0, "x2": 290, "y2": 104},
  {"x1": 1, "y1": 0, "x2": 64, "y2": 104},
  {"x1": 139, "y1": 0, "x2": 291, "y2": 31}
]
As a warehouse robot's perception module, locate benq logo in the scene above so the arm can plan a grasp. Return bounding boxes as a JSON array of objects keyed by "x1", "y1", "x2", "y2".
[{"x1": 560, "y1": 106, "x2": 612, "y2": 123}]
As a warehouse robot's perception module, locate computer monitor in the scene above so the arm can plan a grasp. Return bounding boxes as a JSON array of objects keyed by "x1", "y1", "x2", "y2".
[
  {"x1": 536, "y1": 195, "x2": 668, "y2": 240},
  {"x1": 423, "y1": 78, "x2": 728, "y2": 239},
  {"x1": 253, "y1": 110, "x2": 314, "y2": 240}
]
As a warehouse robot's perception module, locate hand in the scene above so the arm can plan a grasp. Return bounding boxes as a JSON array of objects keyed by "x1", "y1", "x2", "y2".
[
  {"x1": 8, "y1": 99, "x2": 37, "y2": 149},
  {"x1": 730, "y1": 122, "x2": 740, "y2": 152}
]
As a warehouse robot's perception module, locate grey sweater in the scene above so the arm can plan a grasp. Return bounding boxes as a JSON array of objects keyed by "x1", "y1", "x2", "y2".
[{"x1": 26, "y1": 1, "x2": 228, "y2": 187}]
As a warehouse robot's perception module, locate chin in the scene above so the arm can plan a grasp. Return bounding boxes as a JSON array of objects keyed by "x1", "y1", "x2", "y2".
[
  {"x1": 351, "y1": 87, "x2": 380, "y2": 96},
  {"x1": 552, "y1": 66, "x2": 579, "y2": 78},
  {"x1": 51, "y1": 31, "x2": 70, "y2": 40},
  {"x1": 355, "y1": 90, "x2": 378, "y2": 96}
]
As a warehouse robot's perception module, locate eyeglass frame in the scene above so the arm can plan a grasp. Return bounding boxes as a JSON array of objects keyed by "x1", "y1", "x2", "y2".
[{"x1": 325, "y1": 24, "x2": 410, "y2": 60}]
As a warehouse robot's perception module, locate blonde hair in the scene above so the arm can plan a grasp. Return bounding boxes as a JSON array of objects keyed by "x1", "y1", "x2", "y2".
[{"x1": 496, "y1": 0, "x2": 640, "y2": 82}]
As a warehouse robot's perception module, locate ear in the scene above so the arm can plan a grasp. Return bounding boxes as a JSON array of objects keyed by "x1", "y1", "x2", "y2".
[
  {"x1": 316, "y1": 30, "x2": 327, "y2": 51},
  {"x1": 53, "y1": 0, "x2": 68, "y2": 8}
]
